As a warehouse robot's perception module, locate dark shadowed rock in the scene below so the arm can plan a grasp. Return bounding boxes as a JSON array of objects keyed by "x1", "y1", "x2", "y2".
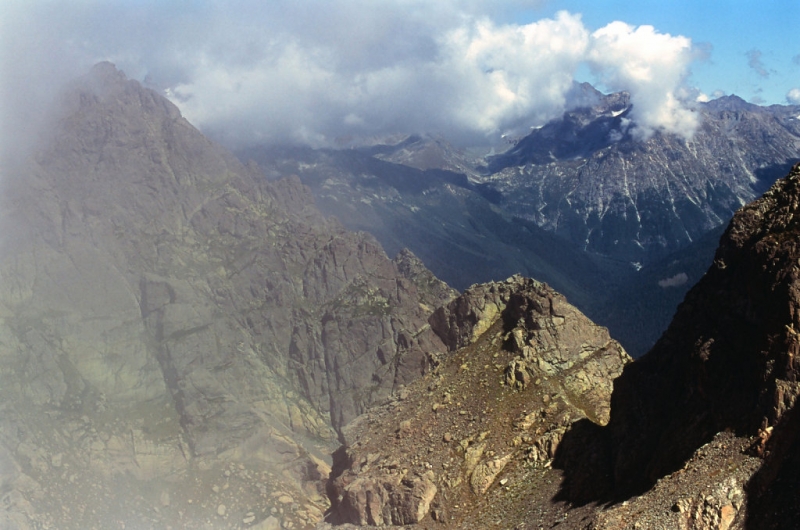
[{"x1": 605, "y1": 163, "x2": 800, "y2": 498}]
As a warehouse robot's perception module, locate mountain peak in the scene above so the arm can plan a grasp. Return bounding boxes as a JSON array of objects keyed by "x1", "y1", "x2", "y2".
[
  {"x1": 703, "y1": 93, "x2": 759, "y2": 112},
  {"x1": 0, "y1": 64, "x2": 455, "y2": 529},
  {"x1": 88, "y1": 60, "x2": 127, "y2": 82}
]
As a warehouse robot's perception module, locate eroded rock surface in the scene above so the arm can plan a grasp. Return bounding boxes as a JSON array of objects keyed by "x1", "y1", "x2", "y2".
[
  {"x1": 325, "y1": 276, "x2": 630, "y2": 527},
  {"x1": 0, "y1": 63, "x2": 452, "y2": 529}
]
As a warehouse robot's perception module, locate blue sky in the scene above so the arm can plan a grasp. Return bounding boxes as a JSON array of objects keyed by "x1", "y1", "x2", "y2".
[
  {"x1": 2, "y1": 0, "x2": 799, "y2": 151},
  {"x1": 527, "y1": 0, "x2": 800, "y2": 105}
]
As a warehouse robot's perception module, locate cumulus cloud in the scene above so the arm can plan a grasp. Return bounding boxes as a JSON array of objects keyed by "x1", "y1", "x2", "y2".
[
  {"x1": 165, "y1": 8, "x2": 593, "y2": 145},
  {"x1": 788, "y1": 88, "x2": 800, "y2": 105},
  {"x1": 438, "y1": 12, "x2": 590, "y2": 136},
  {"x1": 2, "y1": 0, "x2": 704, "y2": 151},
  {"x1": 588, "y1": 22, "x2": 699, "y2": 140}
]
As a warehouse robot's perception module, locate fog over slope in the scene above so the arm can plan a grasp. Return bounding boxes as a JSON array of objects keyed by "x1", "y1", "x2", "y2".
[{"x1": 0, "y1": 62, "x2": 455, "y2": 530}]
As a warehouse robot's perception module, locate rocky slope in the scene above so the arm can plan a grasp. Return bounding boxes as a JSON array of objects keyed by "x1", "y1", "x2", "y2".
[
  {"x1": 0, "y1": 63, "x2": 454, "y2": 530},
  {"x1": 322, "y1": 275, "x2": 631, "y2": 528},
  {"x1": 317, "y1": 164, "x2": 800, "y2": 530},
  {"x1": 600, "y1": 161, "x2": 800, "y2": 526}
]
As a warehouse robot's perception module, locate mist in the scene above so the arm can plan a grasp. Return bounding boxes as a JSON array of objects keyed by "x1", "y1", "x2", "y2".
[{"x1": 2, "y1": 1, "x2": 704, "y2": 154}]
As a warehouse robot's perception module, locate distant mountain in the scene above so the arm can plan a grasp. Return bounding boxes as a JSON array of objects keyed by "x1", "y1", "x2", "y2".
[
  {"x1": 484, "y1": 92, "x2": 800, "y2": 265},
  {"x1": 241, "y1": 92, "x2": 800, "y2": 357},
  {"x1": 238, "y1": 142, "x2": 624, "y2": 312},
  {"x1": 0, "y1": 63, "x2": 454, "y2": 530}
]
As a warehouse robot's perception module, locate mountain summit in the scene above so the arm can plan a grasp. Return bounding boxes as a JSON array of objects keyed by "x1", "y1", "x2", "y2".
[{"x1": 0, "y1": 63, "x2": 453, "y2": 529}]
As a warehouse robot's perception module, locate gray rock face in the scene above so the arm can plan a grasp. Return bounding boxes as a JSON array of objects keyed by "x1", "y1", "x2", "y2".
[
  {"x1": 325, "y1": 275, "x2": 630, "y2": 527},
  {"x1": 486, "y1": 93, "x2": 800, "y2": 265},
  {"x1": 0, "y1": 62, "x2": 452, "y2": 528}
]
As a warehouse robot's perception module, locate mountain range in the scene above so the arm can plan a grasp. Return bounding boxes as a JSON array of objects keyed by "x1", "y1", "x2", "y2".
[
  {"x1": 323, "y1": 162, "x2": 800, "y2": 529},
  {"x1": 2, "y1": 63, "x2": 800, "y2": 529},
  {"x1": 239, "y1": 90, "x2": 800, "y2": 356}
]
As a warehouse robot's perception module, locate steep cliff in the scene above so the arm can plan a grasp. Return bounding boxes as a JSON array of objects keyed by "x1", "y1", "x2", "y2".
[
  {"x1": 603, "y1": 162, "x2": 800, "y2": 519},
  {"x1": 541, "y1": 165, "x2": 800, "y2": 530},
  {"x1": 0, "y1": 63, "x2": 453, "y2": 530}
]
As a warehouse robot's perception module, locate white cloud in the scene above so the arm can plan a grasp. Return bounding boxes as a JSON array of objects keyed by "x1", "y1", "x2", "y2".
[
  {"x1": 440, "y1": 11, "x2": 590, "y2": 137},
  {"x1": 1, "y1": 1, "x2": 704, "y2": 151},
  {"x1": 787, "y1": 88, "x2": 800, "y2": 105},
  {"x1": 588, "y1": 22, "x2": 699, "y2": 140},
  {"x1": 154, "y1": 8, "x2": 595, "y2": 146}
]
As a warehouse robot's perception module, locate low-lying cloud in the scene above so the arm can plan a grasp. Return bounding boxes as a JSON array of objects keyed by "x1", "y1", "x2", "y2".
[{"x1": 2, "y1": 1, "x2": 704, "y2": 151}]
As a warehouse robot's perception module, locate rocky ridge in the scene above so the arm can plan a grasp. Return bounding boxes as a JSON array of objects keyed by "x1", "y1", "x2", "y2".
[
  {"x1": 323, "y1": 275, "x2": 630, "y2": 527},
  {"x1": 485, "y1": 93, "x2": 800, "y2": 265},
  {"x1": 599, "y1": 161, "x2": 800, "y2": 527},
  {"x1": 0, "y1": 63, "x2": 454, "y2": 530}
]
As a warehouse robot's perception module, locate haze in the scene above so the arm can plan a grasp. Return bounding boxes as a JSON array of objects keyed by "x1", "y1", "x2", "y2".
[{"x1": 1, "y1": 0, "x2": 798, "y2": 154}]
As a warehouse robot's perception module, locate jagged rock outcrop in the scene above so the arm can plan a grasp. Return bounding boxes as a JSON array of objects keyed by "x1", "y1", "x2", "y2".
[
  {"x1": 0, "y1": 63, "x2": 453, "y2": 529},
  {"x1": 325, "y1": 276, "x2": 630, "y2": 528},
  {"x1": 430, "y1": 276, "x2": 625, "y2": 425},
  {"x1": 505, "y1": 162, "x2": 800, "y2": 530}
]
